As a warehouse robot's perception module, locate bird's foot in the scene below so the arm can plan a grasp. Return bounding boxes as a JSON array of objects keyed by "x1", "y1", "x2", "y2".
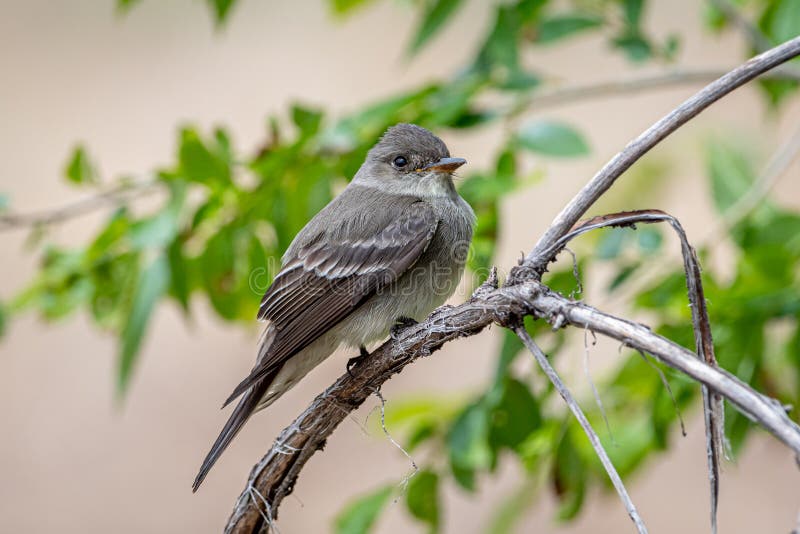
[
  {"x1": 390, "y1": 316, "x2": 418, "y2": 340},
  {"x1": 347, "y1": 345, "x2": 371, "y2": 377}
]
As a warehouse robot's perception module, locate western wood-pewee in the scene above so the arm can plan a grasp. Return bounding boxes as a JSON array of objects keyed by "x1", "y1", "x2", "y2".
[{"x1": 193, "y1": 123, "x2": 475, "y2": 490}]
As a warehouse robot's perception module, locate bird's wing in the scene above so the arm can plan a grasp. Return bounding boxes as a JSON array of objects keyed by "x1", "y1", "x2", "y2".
[{"x1": 222, "y1": 200, "x2": 438, "y2": 406}]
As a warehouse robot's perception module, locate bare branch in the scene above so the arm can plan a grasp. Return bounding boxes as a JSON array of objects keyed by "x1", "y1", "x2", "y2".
[
  {"x1": 0, "y1": 178, "x2": 157, "y2": 232},
  {"x1": 521, "y1": 36, "x2": 800, "y2": 274},
  {"x1": 708, "y1": 0, "x2": 773, "y2": 53},
  {"x1": 526, "y1": 284, "x2": 800, "y2": 454},
  {"x1": 511, "y1": 67, "x2": 800, "y2": 116},
  {"x1": 636, "y1": 349, "x2": 686, "y2": 436},
  {"x1": 226, "y1": 277, "x2": 800, "y2": 533},
  {"x1": 514, "y1": 325, "x2": 648, "y2": 534},
  {"x1": 604, "y1": 122, "x2": 800, "y2": 311},
  {"x1": 708, "y1": 123, "x2": 800, "y2": 242},
  {"x1": 543, "y1": 208, "x2": 723, "y2": 533}
]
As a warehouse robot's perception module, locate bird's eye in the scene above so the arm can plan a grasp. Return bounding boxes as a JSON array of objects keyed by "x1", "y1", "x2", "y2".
[{"x1": 392, "y1": 155, "x2": 408, "y2": 168}]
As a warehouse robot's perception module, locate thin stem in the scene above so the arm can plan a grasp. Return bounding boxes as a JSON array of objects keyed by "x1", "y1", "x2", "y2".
[
  {"x1": 708, "y1": 0, "x2": 773, "y2": 52},
  {"x1": 0, "y1": 178, "x2": 157, "y2": 232},
  {"x1": 525, "y1": 283, "x2": 800, "y2": 454},
  {"x1": 523, "y1": 36, "x2": 800, "y2": 272},
  {"x1": 514, "y1": 326, "x2": 648, "y2": 534},
  {"x1": 709, "y1": 123, "x2": 800, "y2": 241},
  {"x1": 510, "y1": 68, "x2": 800, "y2": 118}
]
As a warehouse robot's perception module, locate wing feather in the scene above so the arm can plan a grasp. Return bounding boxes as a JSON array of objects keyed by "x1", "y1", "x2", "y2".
[{"x1": 224, "y1": 201, "x2": 438, "y2": 406}]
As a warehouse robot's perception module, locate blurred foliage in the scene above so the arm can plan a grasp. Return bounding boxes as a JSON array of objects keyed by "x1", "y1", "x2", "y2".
[
  {"x1": 2, "y1": 0, "x2": 800, "y2": 532},
  {"x1": 335, "y1": 485, "x2": 394, "y2": 534}
]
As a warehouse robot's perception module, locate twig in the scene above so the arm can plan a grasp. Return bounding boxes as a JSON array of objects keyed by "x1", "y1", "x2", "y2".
[
  {"x1": 708, "y1": 0, "x2": 773, "y2": 53},
  {"x1": 536, "y1": 208, "x2": 724, "y2": 533},
  {"x1": 511, "y1": 67, "x2": 800, "y2": 117},
  {"x1": 605, "y1": 121, "x2": 800, "y2": 311},
  {"x1": 514, "y1": 325, "x2": 647, "y2": 534},
  {"x1": 370, "y1": 387, "x2": 419, "y2": 496},
  {"x1": 523, "y1": 283, "x2": 800, "y2": 453},
  {"x1": 520, "y1": 36, "x2": 800, "y2": 274},
  {"x1": 708, "y1": 123, "x2": 800, "y2": 242},
  {"x1": 0, "y1": 178, "x2": 157, "y2": 232},
  {"x1": 583, "y1": 326, "x2": 615, "y2": 445},
  {"x1": 636, "y1": 350, "x2": 687, "y2": 437}
]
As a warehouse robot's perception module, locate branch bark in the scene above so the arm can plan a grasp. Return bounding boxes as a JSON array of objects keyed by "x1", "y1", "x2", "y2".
[
  {"x1": 225, "y1": 279, "x2": 800, "y2": 533},
  {"x1": 224, "y1": 36, "x2": 800, "y2": 533},
  {"x1": 520, "y1": 35, "x2": 800, "y2": 273}
]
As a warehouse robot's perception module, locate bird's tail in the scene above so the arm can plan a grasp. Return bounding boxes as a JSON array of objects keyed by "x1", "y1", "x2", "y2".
[{"x1": 192, "y1": 370, "x2": 276, "y2": 492}]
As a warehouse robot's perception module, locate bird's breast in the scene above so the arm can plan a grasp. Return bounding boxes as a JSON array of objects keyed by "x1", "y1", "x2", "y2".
[{"x1": 333, "y1": 196, "x2": 475, "y2": 347}]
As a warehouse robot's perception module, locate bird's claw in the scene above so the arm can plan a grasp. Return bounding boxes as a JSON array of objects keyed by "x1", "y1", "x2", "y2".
[
  {"x1": 347, "y1": 345, "x2": 371, "y2": 377},
  {"x1": 390, "y1": 316, "x2": 418, "y2": 340}
]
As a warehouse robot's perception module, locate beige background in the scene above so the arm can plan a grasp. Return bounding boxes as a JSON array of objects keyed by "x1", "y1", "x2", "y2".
[{"x1": 1, "y1": 1, "x2": 799, "y2": 532}]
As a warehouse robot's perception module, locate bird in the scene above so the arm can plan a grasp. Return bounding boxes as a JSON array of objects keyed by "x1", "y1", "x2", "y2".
[{"x1": 193, "y1": 123, "x2": 475, "y2": 491}]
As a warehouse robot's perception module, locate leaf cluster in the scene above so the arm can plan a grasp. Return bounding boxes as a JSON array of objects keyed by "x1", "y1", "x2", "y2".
[{"x1": 2, "y1": 0, "x2": 800, "y2": 531}]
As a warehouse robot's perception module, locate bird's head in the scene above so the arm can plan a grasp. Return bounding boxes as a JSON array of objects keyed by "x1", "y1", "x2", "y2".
[{"x1": 353, "y1": 123, "x2": 466, "y2": 197}]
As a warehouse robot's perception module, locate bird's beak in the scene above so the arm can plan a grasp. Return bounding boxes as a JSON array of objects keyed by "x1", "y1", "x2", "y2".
[{"x1": 420, "y1": 157, "x2": 467, "y2": 173}]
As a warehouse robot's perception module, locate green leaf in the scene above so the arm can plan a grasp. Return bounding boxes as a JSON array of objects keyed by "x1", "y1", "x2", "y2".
[
  {"x1": 758, "y1": 78, "x2": 799, "y2": 107},
  {"x1": 517, "y1": 121, "x2": 589, "y2": 157},
  {"x1": 621, "y1": 0, "x2": 644, "y2": 28},
  {"x1": 607, "y1": 262, "x2": 640, "y2": 291},
  {"x1": 612, "y1": 33, "x2": 652, "y2": 62},
  {"x1": 534, "y1": 14, "x2": 603, "y2": 43},
  {"x1": 498, "y1": 69, "x2": 541, "y2": 91},
  {"x1": 704, "y1": 3, "x2": 728, "y2": 31},
  {"x1": 116, "y1": 0, "x2": 141, "y2": 12},
  {"x1": 0, "y1": 193, "x2": 8, "y2": 212},
  {"x1": 167, "y1": 238, "x2": 190, "y2": 311},
  {"x1": 199, "y1": 228, "x2": 258, "y2": 321},
  {"x1": 118, "y1": 254, "x2": 170, "y2": 394},
  {"x1": 178, "y1": 128, "x2": 231, "y2": 185},
  {"x1": 406, "y1": 421, "x2": 437, "y2": 451},
  {"x1": 131, "y1": 211, "x2": 179, "y2": 250},
  {"x1": 596, "y1": 228, "x2": 627, "y2": 260},
  {"x1": 130, "y1": 181, "x2": 185, "y2": 250},
  {"x1": 406, "y1": 470, "x2": 440, "y2": 532},
  {"x1": 637, "y1": 226, "x2": 662, "y2": 254},
  {"x1": 495, "y1": 329, "x2": 524, "y2": 380},
  {"x1": 663, "y1": 33, "x2": 681, "y2": 61},
  {"x1": 543, "y1": 264, "x2": 584, "y2": 298},
  {"x1": 207, "y1": 0, "x2": 237, "y2": 24},
  {"x1": 65, "y1": 146, "x2": 99, "y2": 185},
  {"x1": 329, "y1": 0, "x2": 376, "y2": 16},
  {"x1": 489, "y1": 378, "x2": 541, "y2": 451},
  {"x1": 335, "y1": 485, "x2": 393, "y2": 534},
  {"x1": 447, "y1": 401, "x2": 492, "y2": 490},
  {"x1": 324, "y1": 85, "x2": 438, "y2": 153},
  {"x1": 761, "y1": 0, "x2": 800, "y2": 45},
  {"x1": 552, "y1": 430, "x2": 586, "y2": 520},
  {"x1": 474, "y1": 5, "x2": 520, "y2": 74},
  {"x1": 409, "y1": 0, "x2": 465, "y2": 55},
  {"x1": 291, "y1": 104, "x2": 324, "y2": 136},
  {"x1": 707, "y1": 140, "x2": 755, "y2": 213},
  {"x1": 0, "y1": 300, "x2": 7, "y2": 337}
]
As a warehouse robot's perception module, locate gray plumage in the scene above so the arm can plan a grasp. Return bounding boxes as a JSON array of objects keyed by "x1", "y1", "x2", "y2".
[{"x1": 193, "y1": 123, "x2": 475, "y2": 491}]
